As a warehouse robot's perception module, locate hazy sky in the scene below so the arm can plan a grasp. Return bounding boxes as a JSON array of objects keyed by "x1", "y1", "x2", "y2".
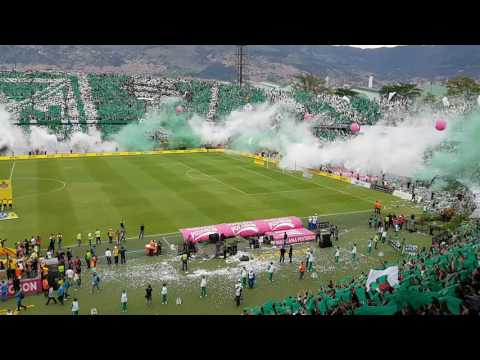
[{"x1": 345, "y1": 45, "x2": 402, "y2": 49}]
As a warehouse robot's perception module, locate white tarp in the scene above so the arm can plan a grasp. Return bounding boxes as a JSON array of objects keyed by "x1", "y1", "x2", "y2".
[
  {"x1": 393, "y1": 190, "x2": 413, "y2": 201},
  {"x1": 366, "y1": 266, "x2": 399, "y2": 291},
  {"x1": 351, "y1": 179, "x2": 371, "y2": 189}
]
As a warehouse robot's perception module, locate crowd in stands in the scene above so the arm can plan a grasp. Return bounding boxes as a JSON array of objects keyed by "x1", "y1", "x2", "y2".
[
  {"x1": 244, "y1": 216, "x2": 480, "y2": 315},
  {"x1": 216, "y1": 84, "x2": 266, "y2": 117},
  {"x1": 176, "y1": 80, "x2": 212, "y2": 115},
  {"x1": 2, "y1": 70, "x2": 480, "y2": 144}
]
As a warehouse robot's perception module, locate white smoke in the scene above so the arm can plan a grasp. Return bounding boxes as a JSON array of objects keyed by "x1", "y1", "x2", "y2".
[
  {"x1": 188, "y1": 101, "x2": 451, "y2": 178},
  {"x1": 0, "y1": 105, "x2": 118, "y2": 154}
]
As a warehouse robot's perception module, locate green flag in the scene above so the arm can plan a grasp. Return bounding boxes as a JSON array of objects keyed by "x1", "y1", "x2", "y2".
[{"x1": 354, "y1": 304, "x2": 398, "y2": 315}]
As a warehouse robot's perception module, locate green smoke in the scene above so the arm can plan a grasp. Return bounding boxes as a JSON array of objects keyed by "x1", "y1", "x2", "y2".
[
  {"x1": 415, "y1": 108, "x2": 480, "y2": 186},
  {"x1": 113, "y1": 101, "x2": 202, "y2": 151}
]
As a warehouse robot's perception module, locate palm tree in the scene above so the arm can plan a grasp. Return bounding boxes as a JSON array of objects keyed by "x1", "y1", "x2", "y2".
[{"x1": 291, "y1": 73, "x2": 328, "y2": 95}]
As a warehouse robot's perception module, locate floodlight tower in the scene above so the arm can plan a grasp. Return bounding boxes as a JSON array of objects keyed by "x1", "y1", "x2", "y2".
[{"x1": 235, "y1": 46, "x2": 248, "y2": 88}]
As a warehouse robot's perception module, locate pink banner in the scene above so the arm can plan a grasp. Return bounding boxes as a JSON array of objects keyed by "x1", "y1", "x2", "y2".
[
  {"x1": 180, "y1": 216, "x2": 304, "y2": 243},
  {"x1": 7, "y1": 278, "x2": 43, "y2": 298},
  {"x1": 265, "y1": 228, "x2": 317, "y2": 246}
]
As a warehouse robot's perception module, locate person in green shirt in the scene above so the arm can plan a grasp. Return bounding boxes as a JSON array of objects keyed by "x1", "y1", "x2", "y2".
[
  {"x1": 181, "y1": 252, "x2": 188, "y2": 272},
  {"x1": 76, "y1": 232, "x2": 82, "y2": 247},
  {"x1": 367, "y1": 238, "x2": 373, "y2": 255},
  {"x1": 85, "y1": 250, "x2": 92, "y2": 269},
  {"x1": 88, "y1": 233, "x2": 93, "y2": 248},
  {"x1": 95, "y1": 229, "x2": 101, "y2": 245}
]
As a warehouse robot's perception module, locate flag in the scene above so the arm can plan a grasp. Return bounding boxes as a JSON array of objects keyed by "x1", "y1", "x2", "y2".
[
  {"x1": 366, "y1": 266, "x2": 399, "y2": 291},
  {"x1": 388, "y1": 92, "x2": 396, "y2": 101},
  {"x1": 354, "y1": 304, "x2": 398, "y2": 315}
]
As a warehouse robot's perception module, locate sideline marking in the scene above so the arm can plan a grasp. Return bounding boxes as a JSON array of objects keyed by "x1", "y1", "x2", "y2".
[{"x1": 9, "y1": 160, "x2": 16, "y2": 180}]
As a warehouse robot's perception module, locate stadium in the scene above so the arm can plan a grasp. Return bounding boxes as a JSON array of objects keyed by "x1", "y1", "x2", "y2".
[{"x1": 0, "y1": 45, "x2": 479, "y2": 316}]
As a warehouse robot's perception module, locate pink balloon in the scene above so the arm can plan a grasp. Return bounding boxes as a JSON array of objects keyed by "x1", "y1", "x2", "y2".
[
  {"x1": 176, "y1": 105, "x2": 185, "y2": 113},
  {"x1": 350, "y1": 122, "x2": 361, "y2": 133},
  {"x1": 435, "y1": 118, "x2": 447, "y2": 131}
]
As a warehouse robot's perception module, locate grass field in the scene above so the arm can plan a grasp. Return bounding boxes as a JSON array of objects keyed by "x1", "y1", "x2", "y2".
[{"x1": 0, "y1": 152, "x2": 431, "y2": 315}]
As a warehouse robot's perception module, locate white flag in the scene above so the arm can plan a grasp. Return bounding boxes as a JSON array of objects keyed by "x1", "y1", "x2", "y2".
[
  {"x1": 366, "y1": 266, "x2": 399, "y2": 291},
  {"x1": 342, "y1": 96, "x2": 350, "y2": 104},
  {"x1": 388, "y1": 92, "x2": 396, "y2": 102},
  {"x1": 477, "y1": 95, "x2": 480, "y2": 106}
]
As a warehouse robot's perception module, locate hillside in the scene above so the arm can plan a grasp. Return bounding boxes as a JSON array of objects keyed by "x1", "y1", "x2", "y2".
[{"x1": 0, "y1": 45, "x2": 479, "y2": 86}]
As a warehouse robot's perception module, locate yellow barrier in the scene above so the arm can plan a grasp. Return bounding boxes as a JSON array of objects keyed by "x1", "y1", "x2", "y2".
[
  {"x1": 0, "y1": 148, "x2": 225, "y2": 161},
  {"x1": 228, "y1": 150, "x2": 351, "y2": 184},
  {"x1": 310, "y1": 170, "x2": 351, "y2": 184}
]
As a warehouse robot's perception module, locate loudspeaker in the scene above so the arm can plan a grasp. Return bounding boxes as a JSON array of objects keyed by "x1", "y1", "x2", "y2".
[
  {"x1": 319, "y1": 234, "x2": 332, "y2": 248},
  {"x1": 208, "y1": 233, "x2": 219, "y2": 243}
]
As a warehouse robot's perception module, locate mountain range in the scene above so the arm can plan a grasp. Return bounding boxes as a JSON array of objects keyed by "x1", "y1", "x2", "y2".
[{"x1": 1, "y1": 45, "x2": 479, "y2": 87}]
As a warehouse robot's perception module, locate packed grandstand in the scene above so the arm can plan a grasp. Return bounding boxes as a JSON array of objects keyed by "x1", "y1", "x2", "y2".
[
  {"x1": 1, "y1": 70, "x2": 475, "y2": 139},
  {"x1": 0, "y1": 68, "x2": 479, "y2": 316}
]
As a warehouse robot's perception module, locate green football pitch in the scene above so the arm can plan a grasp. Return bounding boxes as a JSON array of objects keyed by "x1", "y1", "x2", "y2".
[{"x1": 0, "y1": 152, "x2": 430, "y2": 315}]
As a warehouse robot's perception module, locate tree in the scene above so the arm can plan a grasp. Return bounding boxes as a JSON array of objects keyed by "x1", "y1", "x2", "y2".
[
  {"x1": 291, "y1": 73, "x2": 328, "y2": 95},
  {"x1": 445, "y1": 76, "x2": 480, "y2": 99},
  {"x1": 379, "y1": 83, "x2": 422, "y2": 99},
  {"x1": 334, "y1": 88, "x2": 359, "y2": 97}
]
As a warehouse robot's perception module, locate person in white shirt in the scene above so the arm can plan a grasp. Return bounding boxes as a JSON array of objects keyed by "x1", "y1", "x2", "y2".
[
  {"x1": 121, "y1": 290, "x2": 128, "y2": 313},
  {"x1": 335, "y1": 247, "x2": 340, "y2": 263},
  {"x1": 382, "y1": 230, "x2": 387, "y2": 244},
  {"x1": 161, "y1": 284, "x2": 168, "y2": 304},
  {"x1": 73, "y1": 272, "x2": 81, "y2": 289},
  {"x1": 234, "y1": 280, "x2": 242, "y2": 307},
  {"x1": 71, "y1": 298, "x2": 79, "y2": 315},
  {"x1": 66, "y1": 268, "x2": 74, "y2": 282},
  {"x1": 307, "y1": 251, "x2": 315, "y2": 272},
  {"x1": 351, "y1": 243, "x2": 357, "y2": 261},
  {"x1": 105, "y1": 248, "x2": 112, "y2": 265},
  {"x1": 267, "y1": 262, "x2": 274, "y2": 282},
  {"x1": 305, "y1": 249, "x2": 311, "y2": 270},
  {"x1": 6, "y1": 309, "x2": 13, "y2": 315},
  {"x1": 200, "y1": 275, "x2": 207, "y2": 298}
]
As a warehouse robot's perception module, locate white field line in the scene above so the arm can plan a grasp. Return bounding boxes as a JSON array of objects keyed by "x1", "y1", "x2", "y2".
[
  {"x1": 176, "y1": 160, "x2": 248, "y2": 195},
  {"x1": 14, "y1": 177, "x2": 67, "y2": 199},
  {"x1": 225, "y1": 153, "x2": 375, "y2": 205},
  {"x1": 162, "y1": 236, "x2": 171, "y2": 246},
  {"x1": 9, "y1": 160, "x2": 16, "y2": 180}
]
